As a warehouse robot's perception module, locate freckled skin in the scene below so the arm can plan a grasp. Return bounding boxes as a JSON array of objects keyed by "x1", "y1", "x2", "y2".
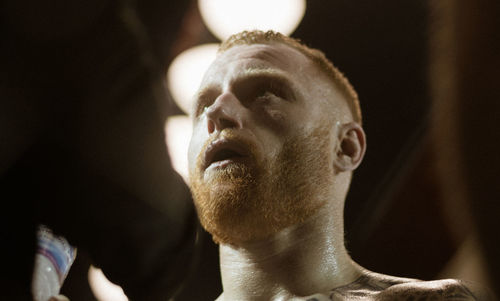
[{"x1": 188, "y1": 39, "x2": 492, "y2": 301}]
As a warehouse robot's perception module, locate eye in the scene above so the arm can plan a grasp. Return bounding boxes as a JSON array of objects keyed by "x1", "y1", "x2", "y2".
[
  {"x1": 193, "y1": 100, "x2": 207, "y2": 117},
  {"x1": 194, "y1": 90, "x2": 218, "y2": 117},
  {"x1": 254, "y1": 81, "x2": 288, "y2": 102},
  {"x1": 255, "y1": 91, "x2": 279, "y2": 103},
  {"x1": 232, "y1": 75, "x2": 295, "y2": 107}
]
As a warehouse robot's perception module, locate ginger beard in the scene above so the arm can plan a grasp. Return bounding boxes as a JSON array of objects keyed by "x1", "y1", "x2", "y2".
[{"x1": 189, "y1": 126, "x2": 334, "y2": 245}]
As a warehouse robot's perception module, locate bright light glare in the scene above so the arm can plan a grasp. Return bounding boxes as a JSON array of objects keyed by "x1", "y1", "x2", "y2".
[
  {"x1": 88, "y1": 266, "x2": 128, "y2": 301},
  {"x1": 167, "y1": 43, "x2": 218, "y2": 114},
  {"x1": 165, "y1": 115, "x2": 192, "y2": 183},
  {"x1": 198, "y1": 0, "x2": 306, "y2": 41}
]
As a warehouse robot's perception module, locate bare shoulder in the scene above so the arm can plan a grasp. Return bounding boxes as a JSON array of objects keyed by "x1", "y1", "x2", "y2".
[
  {"x1": 377, "y1": 278, "x2": 493, "y2": 300},
  {"x1": 330, "y1": 271, "x2": 494, "y2": 301}
]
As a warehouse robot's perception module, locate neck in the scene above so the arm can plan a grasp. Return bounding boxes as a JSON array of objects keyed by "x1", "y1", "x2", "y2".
[{"x1": 218, "y1": 202, "x2": 361, "y2": 301}]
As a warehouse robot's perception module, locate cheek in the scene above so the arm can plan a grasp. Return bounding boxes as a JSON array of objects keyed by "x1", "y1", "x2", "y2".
[
  {"x1": 187, "y1": 141, "x2": 196, "y2": 171},
  {"x1": 251, "y1": 129, "x2": 284, "y2": 162},
  {"x1": 266, "y1": 109, "x2": 286, "y2": 124},
  {"x1": 187, "y1": 129, "x2": 205, "y2": 171},
  {"x1": 253, "y1": 106, "x2": 290, "y2": 134}
]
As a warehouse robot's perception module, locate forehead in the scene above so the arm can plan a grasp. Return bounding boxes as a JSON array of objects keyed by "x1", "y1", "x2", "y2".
[{"x1": 200, "y1": 43, "x2": 316, "y2": 86}]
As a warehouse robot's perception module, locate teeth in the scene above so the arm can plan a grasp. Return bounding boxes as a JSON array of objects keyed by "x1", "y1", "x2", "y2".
[{"x1": 212, "y1": 149, "x2": 241, "y2": 163}]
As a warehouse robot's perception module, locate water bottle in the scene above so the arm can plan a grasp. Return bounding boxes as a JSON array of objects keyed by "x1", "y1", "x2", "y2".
[{"x1": 31, "y1": 225, "x2": 77, "y2": 301}]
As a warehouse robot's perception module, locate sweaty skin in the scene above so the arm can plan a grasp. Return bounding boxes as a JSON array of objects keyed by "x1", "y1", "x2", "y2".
[{"x1": 188, "y1": 42, "x2": 491, "y2": 301}]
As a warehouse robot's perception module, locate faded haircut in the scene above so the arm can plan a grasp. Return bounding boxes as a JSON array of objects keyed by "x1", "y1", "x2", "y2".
[{"x1": 218, "y1": 30, "x2": 362, "y2": 124}]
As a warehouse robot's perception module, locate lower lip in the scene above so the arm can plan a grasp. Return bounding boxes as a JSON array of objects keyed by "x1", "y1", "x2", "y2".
[
  {"x1": 209, "y1": 159, "x2": 233, "y2": 169},
  {"x1": 206, "y1": 157, "x2": 248, "y2": 171}
]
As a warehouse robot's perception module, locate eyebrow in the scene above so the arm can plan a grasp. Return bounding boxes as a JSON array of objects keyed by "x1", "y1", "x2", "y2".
[
  {"x1": 240, "y1": 67, "x2": 285, "y2": 78},
  {"x1": 234, "y1": 68, "x2": 296, "y2": 91},
  {"x1": 195, "y1": 87, "x2": 218, "y2": 103},
  {"x1": 250, "y1": 48, "x2": 290, "y2": 66}
]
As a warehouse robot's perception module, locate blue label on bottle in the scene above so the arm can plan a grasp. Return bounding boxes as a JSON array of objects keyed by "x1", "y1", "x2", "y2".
[{"x1": 36, "y1": 225, "x2": 77, "y2": 283}]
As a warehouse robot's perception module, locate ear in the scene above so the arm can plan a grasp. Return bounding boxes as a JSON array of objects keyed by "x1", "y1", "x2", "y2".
[{"x1": 333, "y1": 122, "x2": 366, "y2": 172}]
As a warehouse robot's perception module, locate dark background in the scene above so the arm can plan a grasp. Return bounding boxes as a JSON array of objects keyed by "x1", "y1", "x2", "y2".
[{"x1": 2, "y1": 0, "x2": 498, "y2": 300}]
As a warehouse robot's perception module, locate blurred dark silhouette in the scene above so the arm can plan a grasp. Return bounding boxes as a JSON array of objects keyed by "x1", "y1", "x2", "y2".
[
  {"x1": 429, "y1": 0, "x2": 500, "y2": 297},
  {"x1": 0, "y1": 0, "x2": 199, "y2": 300}
]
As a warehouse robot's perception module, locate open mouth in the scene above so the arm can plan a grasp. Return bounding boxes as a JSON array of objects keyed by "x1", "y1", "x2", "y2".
[
  {"x1": 211, "y1": 149, "x2": 244, "y2": 162},
  {"x1": 203, "y1": 139, "x2": 250, "y2": 170}
]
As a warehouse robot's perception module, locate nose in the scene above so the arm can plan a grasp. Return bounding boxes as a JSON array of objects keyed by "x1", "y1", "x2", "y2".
[{"x1": 205, "y1": 92, "x2": 244, "y2": 134}]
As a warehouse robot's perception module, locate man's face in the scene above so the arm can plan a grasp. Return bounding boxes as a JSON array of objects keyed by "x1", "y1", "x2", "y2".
[{"x1": 188, "y1": 43, "x2": 342, "y2": 244}]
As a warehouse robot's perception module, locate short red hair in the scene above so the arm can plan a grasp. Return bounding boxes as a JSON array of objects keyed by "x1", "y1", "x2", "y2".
[{"x1": 218, "y1": 30, "x2": 362, "y2": 124}]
